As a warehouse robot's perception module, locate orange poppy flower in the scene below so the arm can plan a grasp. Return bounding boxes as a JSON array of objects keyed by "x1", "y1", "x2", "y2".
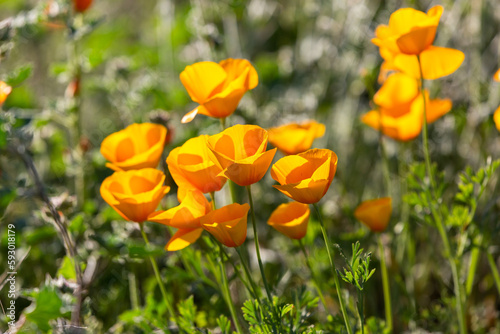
[
  {"x1": 271, "y1": 149, "x2": 338, "y2": 204},
  {"x1": 101, "y1": 123, "x2": 168, "y2": 172},
  {"x1": 361, "y1": 72, "x2": 452, "y2": 141},
  {"x1": 268, "y1": 120, "x2": 325, "y2": 155},
  {"x1": 201, "y1": 203, "x2": 250, "y2": 247},
  {"x1": 494, "y1": 106, "x2": 500, "y2": 132},
  {"x1": 268, "y1": 202, "x2": 310, "y2": 239},
  {"x1": 372, "y1": 6, "x2": 464, "y2": 80},
  {"x1": 100, "y1": 168, "x2": 170, "y2": 223},
  {"x1": 180, "y1": 59, "x2": 258, "y2": 123},
  {"x1": 167, "y1": 135, "x2": 227, "y2": 194},
  {"x1": 494, "y1": 69, "x2": 500, "y2": 82},
  {"x1": 73, "y1": 0, "x2": 93, "y2": 12},
  {"x1": 148, "y1": 190, "x2": 210, "y2": 251},
  {"x1": 354, "y1": 197, "x2": 392, "y2": 232},
  {"x1": 207, "y1": 124, "x2": 277, "y2": 186},
  {"x1": 0, "y1": 81, "x2": 12, "y2": 105}
]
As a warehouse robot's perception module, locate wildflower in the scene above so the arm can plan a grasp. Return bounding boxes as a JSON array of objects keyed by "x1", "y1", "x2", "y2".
[
  {"x1": 100, "y1": 168, "x2": 170, "y2": 223},
  {"x1": 201, "y1": 203, "x2": 250, "y2": 247},
  {"x1": 494, "y1": 69, "x2": 500, "y2": 82},
  {"x1": 0, "y1": 81, "x2": 12, "y2": 105},
  {"x1": 148, "y1": 190, "x2": 211, "y2": 251},
  {"x1": 101, "y1": 123, "x2": 168, "y2": 172},
  {"x1": 361, "y1": 72, "x2": 452, "y2": 141},
  {"x1": 207, "y1": 124, "x2": 277, "y2": 186},
  {"x1": 494, "y1": 106, "x2": 500, "y2": 132},
  {"x1": 167, "y1": 135, "x2": 226, "y2": 194},
  {"x1": 73, "y1": 0, "x2": 93, "y2": 12},
  {"x1": 354, "y1": 197, "x2": 392, "y2": 232},
  {"x1": 268, "y1": 202, "x2": 310, "y2": 239},
  {"x1": 268, "y1": 120, "x2": 325, "y2": 155},
  {"x1": 271, "y1": 149, "x2": 338, "y2": 204},
  {"x1": 372, "y1": 6, "x2": 464, "y2": 80},
  {"x1": 180, "y1": 59, "x2": 258, "y2": 123}
]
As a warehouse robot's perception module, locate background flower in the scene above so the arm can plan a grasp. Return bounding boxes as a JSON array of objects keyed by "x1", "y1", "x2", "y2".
[
  {"x1": 201, "y1": 203, "x2": 250, "y2": 247},
  {"x1": 268, "y1": 120, "x2": 325, "y2": 155},
  {"x1": 268, "y1": 201, "x2": 310, "y2": 239},
  {"x1": 100, "y1": 123, "x2": 168, "y2": 172},
  {"x1": 180, "y1": 59, "x2": 258, "y2": 123},
  {"x1": 354, "y1": 197, "x2": 392, "y2": 232}
]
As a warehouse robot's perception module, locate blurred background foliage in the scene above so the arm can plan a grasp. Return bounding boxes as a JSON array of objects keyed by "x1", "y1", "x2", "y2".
[{"x1": 0, "y1": 0, "x2": 499, "y2": 332}]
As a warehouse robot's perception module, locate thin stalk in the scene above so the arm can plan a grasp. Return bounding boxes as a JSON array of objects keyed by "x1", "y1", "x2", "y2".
[
  {"x1": 417, "y1": 55, "x2": 466, "y2": 334},
  {"x1": 465, "y1": 234, "x2": 483, "y2": 296},
  {"x1": 298, "y1": 239, "x2": 328, "y2": 309},
  {"x1": 486, "y1": 252, "x2": 500, "y2": 296},
  {"x1": 416, "y1": 55, "x2": 436, "y2": 192},
  {"x1": 128, "y1": 271, "x2": 140, "y2": 310},
  {"x1": 236, "y1": 246, "x2": 261, "y2": 301},
  {"x1": 313, "y1": 203, "x2": 353, "y2": 334},
  {"x1": 377, "y1": 235, "x2": 392, "y2": 332},
  {"x1": 357, "y1": 289, "x2": 365, "y2": 334},
  {"x1": 246, "y1": 185, "x2": 273, "y2": 301},
  {"x1": 139, "y1": 224, "x2": 178, "y2": 325},
  {"x1": 219, "y1": 243, "x2": 244, "y2": 334}
]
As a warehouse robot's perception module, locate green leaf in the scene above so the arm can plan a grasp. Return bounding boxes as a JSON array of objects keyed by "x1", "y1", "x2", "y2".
[
  {"x1": 5, "y1": 64, "x2": 33, "y2": 87},
  {"x1": 24, "y1": 286, "x2": 63, "y2": 331}
]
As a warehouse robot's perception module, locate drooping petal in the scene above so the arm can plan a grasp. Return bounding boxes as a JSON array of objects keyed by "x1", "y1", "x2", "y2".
[
  {"x1": 165, "y1": 228, "x2": 204, "y2": 251},
  {"x1": 396, "y1": 25, "x2": 438, "y2": 55},
  {"x1": 268, "y1": 202, "x2": 310, "y2": 239}
]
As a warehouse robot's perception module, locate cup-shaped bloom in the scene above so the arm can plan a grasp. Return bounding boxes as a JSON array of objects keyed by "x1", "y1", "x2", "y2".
[
  {"x1": 271, "y1": 149, "x2": 338, "y2": 204},
  {"x1": 354, "y1": 197, "x2": 392, "y2": 232},
  {"x1": 100, "y1": 168, "x2": 170, "y2": 223},
  {"x1": 268, "y1": 120, "x2": 325, "y2": 155},
  {"x1": 494, "y1": 106, "x2": 500, "y2": 132},
  {"x1": 361, "y1": 73, "x2": 452, "y2": 141},
  {"x1": 101, "y1": 123, "x2": 168, "y2": 172},
  {"x1": 180, "y1": 59, "x2": 258, "y2": 123},
  {"x1": 372, "y1": 6, "x2": 464, "y2": 80},
  {"x1": 268, "y1": 202, "x2": 310, "y2": 239},
  {"x1": 148, "y1": 190, "x2": 210, "y2": 251},
  {"x1": 0, "y1": 81, "x2": 12, "y2": 105},
  {"x1": 201, "y1": 203, "x2": 249, "y2": 247},
  {"x1": 207, "y1": 124, "x2": 277, "y2": 186},
  {"x1": 73, "y1": 0, "x2": 93, "y2": 12},
  {"x1": 167, "y1": 135, "x2": 227, "y2": 194}
]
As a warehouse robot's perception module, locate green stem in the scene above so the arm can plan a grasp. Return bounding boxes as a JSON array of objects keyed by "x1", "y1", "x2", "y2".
[
  {"x1": 140, "y1": 224, "x2": 178, "y2": 326},
  {"x1": 218, "y1": 243, "x2": 244, "y2": 333},
  {"x1": 220, "y1": 117, "x2": 227, "y2": 130},
  {"x1": 487, "y1": 252, "x2": 500, "y2": 296},
  {"x1": 377, "y1": 235, "x2": 392, "y2": 332},
  {"x1": 313, "y1": 203, "x2": 353, "y2": 334},
  {"x1": 298, "y1": 239, "x2": 328, "y2": 310},
  {"x1": 417, "y1": 55, "x2": 467, "y2": 334},
  {"x1": 465, "y1": 234, "x2": 483, "y2": 296},
  {"x1": 357, "y1": 289, "x2": 365, "y2": 334},
  {"x1": 128, "y1": 271, "x2": 140, "y2": 310},
  {"x1": 246, "y1": 185, "x2": 273, "y2": 302},
  {"x1": 236, "y1": 246, "x2": 261, "y2": 301}
]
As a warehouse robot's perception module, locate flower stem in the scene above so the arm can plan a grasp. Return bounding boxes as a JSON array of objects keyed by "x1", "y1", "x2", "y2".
[
  {"x1": 139, "y1": 224, "x2": 178, "y2": 326},
  {"x1": 298, "y1": 239, "x2": 328, "y2": 310},
  {"x1": 465, "y1": 234, "x2": 483, "y2": 296},
  {"x1": 236, "y1": 246, "x2": 261, "y2": 301},
  {"x1": 218, "y1": 243, "x2": 244, "y2": 333},
  {"x1": 357, "y1": 289, "x2": 365, "y2": 334},
  {"x1": 487, "y1": 252, "x2": 500, "y2": 297},
  {"x1": 417, "y1": 55, "x2": 467, "y2": 334},
  {"x1": 377, "y1": 234, "x2": 392, "y2": 332},
  {"x1": 246, "y1": 185, "x2": 273, "y2": 302},
  {"x1": 313, "y1": 203, "x2": 353, "y2": 334}
]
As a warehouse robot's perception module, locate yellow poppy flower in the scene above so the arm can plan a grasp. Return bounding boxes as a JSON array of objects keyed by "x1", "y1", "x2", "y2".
[
  {"x1": 494, "y1": 106, "x2": 500, "y2": 132},
  {"x1": 372, "y1": 6, "x2": 464, "y2": 80},
  {"x1": 100, "y1": 168, "x2": 170, "y2": 223},
  {"x1": 101, "y1": 123, "x2": 168, "y2": 172},
  {"x1": 354, "y1": 197, "x2": 392, "y2": 232},
  {"x1": 167, "y1": 135, "x2": 227, "y2": 194},
  {"x1": 494, "y1": 69, "x2": 500, "y2": 82},
  {"x1": 201, "y1": 203, "x2": 250, "y2": 247},
  {"x1": 268, "y1": 202, "x2": 310, "y2": 240},
  {"x1": 361, "y1": 72, "x2": 452, "y2": 141},
  {"x1": 0, "y1": 81, "x2": 12, "y2": 105},
  {"x1": 180, "y1": 59, "x2": 258, "y2": 123},
  {"x1": 207, "y1": 124, "x2": 277, "y2": 186},
  {"x1": 268, "y1": 120, "x2": 325, "y2": 155},
  {"x1": 271, "y1": 149, "x2": 338, "y2": 204}
]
